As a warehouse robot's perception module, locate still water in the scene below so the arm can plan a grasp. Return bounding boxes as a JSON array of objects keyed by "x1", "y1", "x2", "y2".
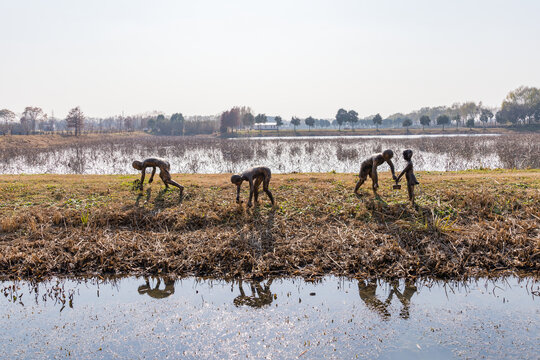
[
  {"x1": 1, "y1": 276, "x2": 538, "y2": 359},
  {"x1": 0, "y1": 134, "x2": 512, "y2": 174}
]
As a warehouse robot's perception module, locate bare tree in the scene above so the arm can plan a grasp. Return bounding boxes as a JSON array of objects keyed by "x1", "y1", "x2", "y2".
[
  {"x1": 21, "y1": 107, "x2": 47, "y2": 134},
  {"x1": 124, "y1": 116, "x2": 135, "y2": 132},
  {"x1": 0, "y1": 109, "x2": 16, "y2": 135},
  {"x1": 66, "y1": 107, "x2": 85, "y2": 136}
]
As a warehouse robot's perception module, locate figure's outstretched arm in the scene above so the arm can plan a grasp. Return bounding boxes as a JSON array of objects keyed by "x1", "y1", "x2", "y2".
[
  {"x1": 371, "y1": 167, "x2": 379, "y2": 190},
  {"x1": 387, "y1": 159, "x2": 397, "y2": 180},
  {"x1": 139, "y1": 167, "x2": 146, "y2": 190},
  {"x1": 236, "y1": 184, "x2": 241, "y2": 203},
  {"x1": 396, "y1": 163, "x2": 411, "y2": 182},
  {"x1": 247, "y1": 179, "x2": 254, "y2": 207},
  {"x1": 148, "y1": 167, "x2": 156, "y2": 183}
]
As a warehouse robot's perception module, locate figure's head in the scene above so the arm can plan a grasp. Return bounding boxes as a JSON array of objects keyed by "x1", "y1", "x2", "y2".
[
  {"x1": 231, "y1": 174, "x2": 243, "y2": 185},
  {"x1": 132, "y1": 161, "x2": 143, "y2": 170},
  {"x1": 403, "y1": 149, "x2": 413, "y2": 161},
  {"x1": 382, "y1": 149, "x2": 394, "y2": 160}
]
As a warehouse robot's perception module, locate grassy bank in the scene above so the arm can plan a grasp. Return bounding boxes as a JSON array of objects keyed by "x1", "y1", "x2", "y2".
[{"x1": 0, "y1": 171, "x2": 539, "y2": 280}]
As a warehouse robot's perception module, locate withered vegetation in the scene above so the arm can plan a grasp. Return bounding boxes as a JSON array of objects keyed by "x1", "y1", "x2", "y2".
[
  {"x1": 0, "y1": 171, "x2": 538, "y2": 280},
  {"x1": 1, "y1": 133, "x2": 539, "y2": 174}
]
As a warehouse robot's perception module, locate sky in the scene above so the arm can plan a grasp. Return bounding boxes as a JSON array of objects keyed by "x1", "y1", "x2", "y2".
[{"x1": 1, "y1": 0, "x2": 540, "y2": 119}]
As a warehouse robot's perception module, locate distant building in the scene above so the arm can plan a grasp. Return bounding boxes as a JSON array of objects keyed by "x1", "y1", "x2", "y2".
[{"x1": 254, "y1": 123, "x2": 278, "y2": 131}]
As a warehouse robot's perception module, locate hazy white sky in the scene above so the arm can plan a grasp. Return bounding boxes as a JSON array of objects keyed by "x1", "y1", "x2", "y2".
[{"x1": 1, "y1": 0, "x2": 539, "y2": 119}]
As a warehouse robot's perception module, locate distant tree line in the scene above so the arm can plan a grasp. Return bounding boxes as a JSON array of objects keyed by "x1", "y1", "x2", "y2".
[
  {"x1": 2, "y1": 86, "x2": 538, "y2": 136},
  {"x1": 495, "y1": 86, "x2": 540, "y2": 125},
  {"x1": 218, "y1": 106, "x2": 334, "y2": 134},
  {"x1": 0, "y1": 107, "x2": 220, "y2": 136}
]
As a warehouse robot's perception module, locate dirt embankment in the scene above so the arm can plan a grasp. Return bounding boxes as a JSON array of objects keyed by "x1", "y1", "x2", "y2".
[{"x1": 0, "y1": 171, "x2": 539, "y2": 280}]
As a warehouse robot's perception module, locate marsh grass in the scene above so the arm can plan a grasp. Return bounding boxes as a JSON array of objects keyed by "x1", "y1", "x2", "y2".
[
  {"x1": 0, "y1": 171, "x2": 538, "y2": 280},
  {"x1": 1, "y1": 133, "x2": 539, "y2": 174}
]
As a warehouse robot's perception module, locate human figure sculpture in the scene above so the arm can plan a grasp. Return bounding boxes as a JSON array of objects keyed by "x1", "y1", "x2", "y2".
[
  {"x1": 354, "y1": 149, "x2": 397, "y2": 196},
  {"x1": 132, "y1": 158, "x2": 184, "y2": 194},
  {"x1": 231, "y1": 166, "x2": 275, "y2": 207},
  {"x1": 395, "y1": 149, "x2": 419, "y2": 204}
]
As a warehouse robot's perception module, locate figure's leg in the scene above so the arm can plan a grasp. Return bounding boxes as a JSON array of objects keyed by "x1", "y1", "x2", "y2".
[
  {"x1": 354, "y1": 177, "x2": 365, "y2": 194},
  {"x1": 263, "y1": 178, "x2": 275, "y2": 205},
  {"x1": 253, "y1": 178, "x2": 262, "y2": 203},
  {"x1": 161, "y1": 171, "x2": 184, "y2": 194},
  {"x1": 167, "y1": 178, "x2": 184, "y2": 195},
  {"x1": 139, "y1": 169, "x2": 146, "y2": 190},
  {"x1": 159, "y1": 170, "x2": 170, "y2": 189},
  {"x1": 407, "y1": 184, "x2": 415, "y2": 204},
  {"x1": 354, "y1": 166, "x2": 370, "y2": 194}
]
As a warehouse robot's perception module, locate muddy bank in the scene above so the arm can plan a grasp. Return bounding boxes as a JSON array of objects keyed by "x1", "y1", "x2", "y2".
[{"x1": 0, "y1": 171, "x2": 539, "y2": 280}]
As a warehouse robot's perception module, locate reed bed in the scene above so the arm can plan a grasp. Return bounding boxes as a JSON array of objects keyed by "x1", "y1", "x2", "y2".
[
  {"x1": 0, "y1": 133, "x2": 539, "y2": 174},
  {"x1": 0, "y1": 171, "x2": 538, "y2": 280}
]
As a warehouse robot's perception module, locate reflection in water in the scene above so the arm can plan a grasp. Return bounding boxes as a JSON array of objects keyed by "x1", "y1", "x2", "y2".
[
  {"x1": 358, "y1": 279, "x2": 417, "y2": 320},
  {"x1": 0, "y1": 276, "x2": 538, "y2": 359},
  {"x1": 358, "y1": 280, "x2": 393, "y2": 319},
  {"x1": 233, "y1": 279, "x2": 274, "y2": 308},
  {"x1": 137, "y1": 277, "x2": 175, "y2": 299},
  {"x1": 392, "y1": 280, "x2": 417, "y2": 319}
]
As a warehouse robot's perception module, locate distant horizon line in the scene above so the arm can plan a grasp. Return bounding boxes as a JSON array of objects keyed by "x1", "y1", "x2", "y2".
[{"x1": 2, "y1": 100, "x2": 504, "y2": 121}]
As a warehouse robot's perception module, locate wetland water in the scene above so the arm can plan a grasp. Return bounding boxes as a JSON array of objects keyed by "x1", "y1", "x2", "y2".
[
  {"x1": 2, "y1": 133, "x2": 537, "y2": 175},
  {"x1": 1, "y1": 276, "x2": 538, "y2": 359}
]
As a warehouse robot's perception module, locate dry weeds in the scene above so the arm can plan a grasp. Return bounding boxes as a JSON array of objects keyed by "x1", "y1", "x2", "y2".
[
  {"x1": 0, "y1": 171, "x2": 538, "y2": 280},
  {"x1": 1, "y1": 133, "x2": 540, "y2": 174}
]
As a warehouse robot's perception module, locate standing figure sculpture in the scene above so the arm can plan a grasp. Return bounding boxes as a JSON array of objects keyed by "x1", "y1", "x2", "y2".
[
  {"x1": 231, "y1": 166, "x2": 275, "y2": 208},
  {"x1": 354, "y1": 149, "x2": 397, "y2": 196},
  {"x1": 395, "y1": 149, "x2": 419, "y2": 204},
  {"x1": 132, "y1": 158, "x2": 184, "y2": 195}
]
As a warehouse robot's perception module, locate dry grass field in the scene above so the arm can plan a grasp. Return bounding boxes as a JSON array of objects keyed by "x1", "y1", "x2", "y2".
[
  {"x1": 0, "y1": 132, "x2": 150, "y2": 150},
  {"x1": 0, "y1": 170, "x2": 539, "y2": 280}
]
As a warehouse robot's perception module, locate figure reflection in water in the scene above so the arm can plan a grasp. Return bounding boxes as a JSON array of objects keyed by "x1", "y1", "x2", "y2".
[
  {"x1": 358, "y1": 280, "x2": 393, "y2": 319},
  {"x1": 391, "y1": 280, "x2": 417, "y2": 319},
  {"x1": 233, "y1": 279, "x2": 274, "y2": 308},
  {"x1": 358, "y1": 279, "x2": 417, "y2": 319},
  {"x1": 137, "y1": 277, "x2": 175, "y2": 299}
]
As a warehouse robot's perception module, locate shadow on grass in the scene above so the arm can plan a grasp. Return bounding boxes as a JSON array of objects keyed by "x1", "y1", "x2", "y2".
[
  {"x1": 250, "y1": 206, "x2": 276, "y2": 254},
  {"x1": 363, "y1": 196, "x2": 434, "y2": 227},
  {"x1": 134, "y1": 186, "x2": 183, "y2": 209}
]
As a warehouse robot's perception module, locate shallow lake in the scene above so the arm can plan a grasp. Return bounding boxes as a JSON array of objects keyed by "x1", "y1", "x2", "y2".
[
  {"x1": 1, "y1": 276, "x2": 538, "y2": 359},
  {"x1": 3, "y1": 133, "x2": 537, "y2": 175}
]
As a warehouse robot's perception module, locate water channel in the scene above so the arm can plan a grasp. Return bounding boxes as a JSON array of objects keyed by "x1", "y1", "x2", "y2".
[{"x1": 1, "y1": 276, "x2": 538, "y2": 359}]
